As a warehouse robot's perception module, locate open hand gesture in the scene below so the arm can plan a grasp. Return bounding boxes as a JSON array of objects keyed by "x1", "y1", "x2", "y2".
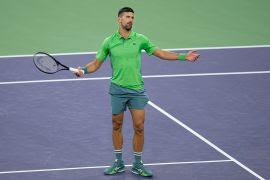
[{"x1": 186, "y1": 51, "x2": 200, "y2": 62}]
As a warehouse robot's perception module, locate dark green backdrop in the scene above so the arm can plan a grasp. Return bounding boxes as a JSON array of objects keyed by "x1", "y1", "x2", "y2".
[{"x1": 1, "y1": 0, "x2": 269, "y2": 55}]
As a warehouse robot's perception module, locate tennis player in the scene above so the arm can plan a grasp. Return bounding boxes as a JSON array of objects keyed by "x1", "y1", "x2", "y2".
[{"x1": 75, "y1": 7, "x2": 199, "y2": 177}]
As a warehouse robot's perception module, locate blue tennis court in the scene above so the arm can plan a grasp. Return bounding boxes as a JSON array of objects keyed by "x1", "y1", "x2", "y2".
[{"x1": 0, "y1": 46, "x2": 269, "y2": 180}]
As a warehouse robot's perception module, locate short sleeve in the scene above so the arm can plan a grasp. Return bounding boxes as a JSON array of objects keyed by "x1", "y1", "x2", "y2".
[
  {"x1": 141, "y1": 35, "x2": 157, "y2": 55},
  {"x1": 96, "y1": 38, "x2": 109, "y2": 62}
]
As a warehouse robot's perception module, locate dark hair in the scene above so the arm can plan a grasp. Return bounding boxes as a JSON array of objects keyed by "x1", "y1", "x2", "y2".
[{"x1": 118, "y1": 7, "x2": 134, "y2": 17}]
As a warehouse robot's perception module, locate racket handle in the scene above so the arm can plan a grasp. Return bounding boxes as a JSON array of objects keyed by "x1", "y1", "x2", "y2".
[{"x1": 69, "y1": 67, "x2": 85, "y2": 74}]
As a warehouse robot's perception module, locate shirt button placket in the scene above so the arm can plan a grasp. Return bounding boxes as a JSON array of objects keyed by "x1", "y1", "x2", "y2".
[{"x1": 123, "y1": 39, "x2": 126, "y2": 48}]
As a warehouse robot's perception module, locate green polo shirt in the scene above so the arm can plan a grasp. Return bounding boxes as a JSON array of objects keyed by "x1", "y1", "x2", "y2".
[{"x1": 96, "y1": 31, "x2": 157, "y2": 90}]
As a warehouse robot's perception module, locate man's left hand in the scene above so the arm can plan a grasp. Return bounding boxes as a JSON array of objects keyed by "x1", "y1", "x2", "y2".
[{"x1": 186, "y1": 51, "x2": 200, "y2": 62}]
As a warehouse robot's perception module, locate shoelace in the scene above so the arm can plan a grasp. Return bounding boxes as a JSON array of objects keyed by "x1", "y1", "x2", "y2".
[
  {"x1": 112, "y1": 160, "x2": 123, "y2": 168},
  {"x1": 135, "y1": 162, "x2": 148, "y2": 171}
]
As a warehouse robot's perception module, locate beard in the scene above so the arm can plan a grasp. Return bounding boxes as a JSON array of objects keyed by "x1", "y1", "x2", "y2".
[{"x1": 123, "y1": 23, "x2": 132, "y2": 31}]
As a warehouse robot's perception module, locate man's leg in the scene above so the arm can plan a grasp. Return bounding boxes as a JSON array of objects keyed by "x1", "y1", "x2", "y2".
[
  {"x1": 105, "y1": 90, "x2": 128, "y2": 175},
  {"x1": 104, "y1": 113, "x2": 125, "y2": 175},
  {"x1": 130, "y1": 109, "x2": 144, "y2": 152},
  {"x1": 130, "y1": 109, "x2": 153, "y2": 177},
  {"x1": 112, "y1": 113, "x2": 124, "y2": 151}
]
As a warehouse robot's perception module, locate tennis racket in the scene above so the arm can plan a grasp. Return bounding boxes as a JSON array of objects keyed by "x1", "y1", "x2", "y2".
[{"x1": 33, "y1": 52, "x2": 84, "y2": 74}]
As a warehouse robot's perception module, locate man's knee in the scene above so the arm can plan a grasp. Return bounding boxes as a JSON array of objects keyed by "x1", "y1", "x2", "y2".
[
  {"x1": 134, "y1": 121, "x2": 144, "y2": 134},
  {"x1": 112, "y1": 114, "x2": 123, "y2": 131}
]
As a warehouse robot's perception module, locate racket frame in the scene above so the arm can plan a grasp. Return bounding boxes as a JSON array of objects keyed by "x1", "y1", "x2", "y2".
[{"x1": 33, "y1": 52, "x2": 81, "y2": 74}]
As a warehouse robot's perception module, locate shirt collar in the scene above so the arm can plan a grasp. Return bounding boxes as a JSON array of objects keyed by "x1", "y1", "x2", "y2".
[{"x1": 116, "y1": 30, "x2": 135, "y2": 40}]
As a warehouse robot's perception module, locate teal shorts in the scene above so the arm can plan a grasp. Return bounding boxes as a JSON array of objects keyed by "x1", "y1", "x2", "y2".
[{"x1": 109, "y1": 83, "x2": 149, "y2": 115}]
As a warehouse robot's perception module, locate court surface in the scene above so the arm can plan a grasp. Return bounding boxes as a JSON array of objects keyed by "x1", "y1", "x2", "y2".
[{"x1": 0, "y1": 46, "x2": 269, "y2": 180}]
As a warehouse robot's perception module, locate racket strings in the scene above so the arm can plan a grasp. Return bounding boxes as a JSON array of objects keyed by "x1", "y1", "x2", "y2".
[{"x1": 34, "y1": 55, "x2": 58, "y2": 73}]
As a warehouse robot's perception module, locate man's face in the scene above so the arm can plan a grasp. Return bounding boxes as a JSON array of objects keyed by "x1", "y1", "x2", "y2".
[{"x1": 118, "y1": 12, "x2": 134, "y2": 31}]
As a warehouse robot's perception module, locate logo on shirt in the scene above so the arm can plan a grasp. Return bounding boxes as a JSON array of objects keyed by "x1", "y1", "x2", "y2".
[{"x1": 133, "y1": 42, "x2": 136, "y2": 45}]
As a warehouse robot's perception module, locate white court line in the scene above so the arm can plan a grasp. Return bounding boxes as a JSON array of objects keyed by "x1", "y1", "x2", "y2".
[
  {"x1": 148, "y1": 101, "x2": 265, "y2": 180},
  {"x1": 1, "y1": 70, "x2": 270, "y2": 85},
  {"x1": 0, "y1": 159, "x2": 232, "y2": 174},
  {"x1": 0, "y1": 44, "x2": 270, "y2": 59},
  {"x1": 0, "y1": 77, "x2": 111, "y2": 85}
]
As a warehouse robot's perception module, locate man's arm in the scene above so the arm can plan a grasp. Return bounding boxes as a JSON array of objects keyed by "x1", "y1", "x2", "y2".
[
  {"x1": 75, "y1": 59, "x2": 104, "y2": 77},
  {"x1": 152, "y1": 48, "x2": 200, "y2": 62}
]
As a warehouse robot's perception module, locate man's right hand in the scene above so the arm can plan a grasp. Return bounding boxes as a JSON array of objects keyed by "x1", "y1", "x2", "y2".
[{"x1": 74, "y1": 67, "x2": 84, "y2": 77}]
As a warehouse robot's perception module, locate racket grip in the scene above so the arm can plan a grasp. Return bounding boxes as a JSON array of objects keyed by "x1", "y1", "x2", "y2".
[{"x1": 69, "y1": 67, "x2": 85, "y2": 74}]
